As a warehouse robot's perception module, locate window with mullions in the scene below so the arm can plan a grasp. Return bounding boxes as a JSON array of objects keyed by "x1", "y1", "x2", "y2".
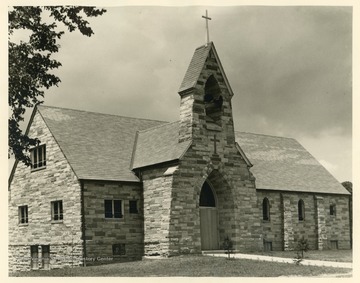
[
  {"x1": 30, "y1": 144, "x2": 46, "y2": 170},
  {"x1": 298, "y1": 199, "x2": 305, "y2": 221},
  {"x1": 51, "y1": 200, "x2": 63, "y2": 221},
  {"x1": 19, "y1": 205, "x2": 28, "y2": 224},
  {"x1": 104, "y1": 200, "x2": 123, "y2": 218}
]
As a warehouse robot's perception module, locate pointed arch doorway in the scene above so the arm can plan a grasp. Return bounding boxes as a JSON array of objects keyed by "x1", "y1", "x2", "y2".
[{"x1": 199, "y1": 181, "x2": 219, "y2": 250}]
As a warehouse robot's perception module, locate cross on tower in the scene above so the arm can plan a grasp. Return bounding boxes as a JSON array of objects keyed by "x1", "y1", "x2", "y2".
[
  {"x1": 202, "y1": 10, "x2": 212, "y2": 44},
  {"x1": 210, "y1": 134, "x2": 220, "y2": 154}
]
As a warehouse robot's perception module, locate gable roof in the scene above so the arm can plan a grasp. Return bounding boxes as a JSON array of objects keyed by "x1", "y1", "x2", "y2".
[
  {"x1": 16, "y1": 105, "x2": 347, "y2": 195},
  {"x1": 235, "y1": 132, "x2": 350, "y2": 195},
  {"x1": 178, "y1": 42, "x2": 234, "y2": 96},
  {"x1": 37, "y1": 105, "x2": 165, "y2": 182},
  {"x1": 131, "y1": 121, "x2": 191, "y2": 169}
]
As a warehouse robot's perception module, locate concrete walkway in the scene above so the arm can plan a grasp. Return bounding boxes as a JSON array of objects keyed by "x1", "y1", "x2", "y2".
[{"x1": 202, "y1": 251, "x2": 352, "y2": 269}]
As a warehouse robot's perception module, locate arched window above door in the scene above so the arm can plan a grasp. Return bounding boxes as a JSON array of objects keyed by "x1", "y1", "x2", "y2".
[{"x1": 200, "y1": 181, "x2": 216, "y2": 207}]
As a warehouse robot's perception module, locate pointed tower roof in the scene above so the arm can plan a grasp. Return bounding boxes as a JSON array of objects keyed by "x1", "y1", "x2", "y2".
[{"x1": 178, "y1": 42, "x2": 234, "y2": 97}]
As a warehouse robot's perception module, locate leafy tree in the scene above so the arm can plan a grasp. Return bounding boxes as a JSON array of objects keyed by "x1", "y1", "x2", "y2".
[
  {"x1": 341, "y1": 181, "x2": 352, "y2": 194},
  {"x1": 8, "y1": 6, "x2": 106, "y2": 165}
]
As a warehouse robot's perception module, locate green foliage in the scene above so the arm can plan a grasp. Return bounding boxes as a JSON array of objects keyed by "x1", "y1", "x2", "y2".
[
  {"x1": 296, "y1": 236, "x2": 310, "y2": 259},
  {"x1": 8, "y1": 6, "x2": 106, "y2": 165},
  {"x1": 222, "y1": 236, "x2": 234, "y2": 260},
  {"x1": 10, "y1": 255, "x2": 351, "y2": 277},
  {"x1": 341, "y1": 181, "x2": 352, "y2": 194}
]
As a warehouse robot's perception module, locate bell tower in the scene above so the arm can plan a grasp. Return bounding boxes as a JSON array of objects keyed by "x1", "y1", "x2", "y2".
[{"x1": 177, "y1": 42, "x2": 236, "y2": 150}]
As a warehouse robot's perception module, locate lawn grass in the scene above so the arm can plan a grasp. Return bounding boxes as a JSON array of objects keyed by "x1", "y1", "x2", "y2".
[
  {"x1": 247, "y1": 249, "x2": 352, "y2": 262},
  {"x1": 10, "y1": 255, "x2": 351, "y2": 277}
]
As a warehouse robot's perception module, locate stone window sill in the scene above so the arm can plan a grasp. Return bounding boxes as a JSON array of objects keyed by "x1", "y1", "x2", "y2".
[
  {"x1": 31, "y1": 166, "x2": 46, "y2": 173},
  {"x1": 18, "y1": 223, "x2": 29, "y2": 227},
  {"x1": 104, "y1": 218, "x2": 123, "y2": 221},
  {"x1": 51, "y1": 220, "x2": 64, "y2": 224},
  {"x1": 262, "y1": 220, "x2": 270, "y2": 223}
]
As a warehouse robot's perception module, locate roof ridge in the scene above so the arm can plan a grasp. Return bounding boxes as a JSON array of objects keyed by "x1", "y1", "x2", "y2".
[
  {"x1": 236, "y1": 131, "x2": 296, "y2": 141},
  {"x1": 38, "y1": 104, "x2": 168, "y2": 124},
  {"x1": 137, "y1": 120, "x2": 179, "y2": 133}
]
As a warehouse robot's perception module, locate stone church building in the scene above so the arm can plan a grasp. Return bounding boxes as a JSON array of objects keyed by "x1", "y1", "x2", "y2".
[{"x1": 8, "y1": 42, "x2": 351, "y2": 272}]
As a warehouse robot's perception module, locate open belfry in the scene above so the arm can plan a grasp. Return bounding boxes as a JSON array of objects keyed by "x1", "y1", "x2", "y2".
[{"x1": 8, "y1": 12, "x2": 351, "y2": 272}]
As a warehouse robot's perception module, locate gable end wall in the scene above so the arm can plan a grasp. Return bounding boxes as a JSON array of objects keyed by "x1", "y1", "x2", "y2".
[{"x1": 8, "y1": 110, "x2": 83, "y2": 272}]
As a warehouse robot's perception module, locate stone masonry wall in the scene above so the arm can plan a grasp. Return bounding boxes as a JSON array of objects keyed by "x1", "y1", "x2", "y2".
[
  {"x1": 83, "y1": 180, "x2": 144, "y2": 263},
  {"x1": 157, "y1": 47, "x2": 263, "y2": 254},
  {"x1": 8, "y1": 110, "x2": 83, "y2": 272},
  {"x1": 256, "y1": 191, "x2": 283, "y2": 251},
  {"x1": 256, "y1": 190, "x2": 351, "y2": 251},
  {"x1": 281, "y1": 192, "x2": 318, "y2": 250},
  {"x1": 323, "y1": 195, "x2": 351, "y2": 249},
  {"x1": 314, "y1": 196, "x2": 326, "y2": 250},
  {"x1": 141, "y1": 164, "x2": 175, "y2": 256}
]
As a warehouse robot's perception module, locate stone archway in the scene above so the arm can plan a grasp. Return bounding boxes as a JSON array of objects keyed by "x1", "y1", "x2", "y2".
[
  {"x1": 198, "y1": 169, "x2": 236, "y2": 251},
  {"x1": 199, "y1": 180, "x2": 218, "y2": 250}
]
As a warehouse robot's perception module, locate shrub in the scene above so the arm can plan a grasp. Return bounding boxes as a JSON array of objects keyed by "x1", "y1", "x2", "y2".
[
  {"x1": 296, "y1": 236, "x2": 310, "y2": 259},
  {"x1": 222, "y1": 236, "x2": 234, "y2": 260}
]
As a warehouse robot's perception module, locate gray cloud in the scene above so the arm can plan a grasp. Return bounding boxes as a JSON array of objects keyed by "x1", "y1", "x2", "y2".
[{"x1": 15, "y1": 6, "x2": 351, "y2": 181}]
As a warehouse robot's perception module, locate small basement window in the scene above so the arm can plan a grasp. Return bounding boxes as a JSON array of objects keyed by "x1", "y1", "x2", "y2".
[
  {"x1": 30, "y1": 245, "x2": 39, "y2": 269},
  {"x1": 112, "y1": 244, "x2": 126, "y2": 256},
  {"x1": 42, "y1": 245, "x2": 50, "y2": 270},
  {"x1": 264, "y1": 241, "x2": 272, "y2": 252},
  {"x1": 30, "y1": 144, "x2": 46, "y2": 170},
  {"x1": 330, "y1": 240, "x2": 338, "y2": 250}
]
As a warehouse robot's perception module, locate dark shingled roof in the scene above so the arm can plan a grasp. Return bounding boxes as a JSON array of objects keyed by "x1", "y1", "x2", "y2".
[
  {"x1": 131, "y1": 122, "x2": 191, "y2": 169},
  {"x1": 236, "y1": 132, "x2": 350, "y2": 195},
  {"x1": 35, "y1": 106, "x2": 348, "y2": 195},
  {"x1": 38, "y1": 105, "x2": 165, "y2": 182},
  {"x1": 178, "y1": 42, "x2": 234, "y2": 96},
  {"x1": 178, "y1": 43, "x2": 211, "y2": 93}
]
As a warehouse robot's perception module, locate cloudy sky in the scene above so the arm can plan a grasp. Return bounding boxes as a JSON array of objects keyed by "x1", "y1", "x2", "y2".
[{"x1": 7, "y1": 3, "x2": 353, "y2": 182}]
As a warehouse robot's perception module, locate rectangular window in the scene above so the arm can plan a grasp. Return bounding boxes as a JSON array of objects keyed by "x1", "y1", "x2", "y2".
[
  {"x1": 330, "y1": 240, "x2": 338, "y2": 250},
  {"x1": 42, "y1": 245, "x2": 50, "y2": 269},
  {"x1": 104, "y1": 200, "x2": 123, "y2": 219},
  {"x1": 112, "y1": 243, "x2": 126, "y2": 256},
  {"x1": 51, "y1": 200, "x2": 63, "y2": 221},
  {"x1": 30, "y1": 144, "x2": 46, "y2": 170},
  {"x1": 330, "y1": 204, "x2": 336, "y2": 216},
  {"x1": 30, "y1": 245, "x2": 39, "y2": 269},
  {"x1": 264, "y1": 241, "x2": 272, "y2": 252},
  {"x1": 19, "y1": 205, "x2": 28, "y2": 224},
  {"x1": 129, "y1": 200, "x2": 138, "y2": 214}
]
